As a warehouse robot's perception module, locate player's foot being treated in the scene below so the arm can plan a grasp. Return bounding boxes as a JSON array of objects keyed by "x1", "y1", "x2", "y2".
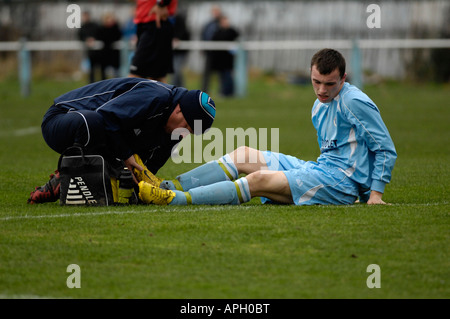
[
  {"x1": 28, "y1": 170, "x2": 61, "y2": 204},
  {"x1": 132, "y1": 154, "x2": 164, "y2": 187},
  {"x1": 138, "y1": 181, "x2": 175, "y2": 205}
]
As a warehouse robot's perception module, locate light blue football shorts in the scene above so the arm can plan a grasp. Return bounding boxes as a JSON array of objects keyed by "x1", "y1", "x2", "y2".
[{"x1": 261, "y1": 151, "x2": 359, "y2": 205}]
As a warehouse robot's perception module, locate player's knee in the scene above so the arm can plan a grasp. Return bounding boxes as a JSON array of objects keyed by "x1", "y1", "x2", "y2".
[
  {"x1": 247, "y1": 170, "x2": 273, "y2": 188},
  {"x1": 230, "y1": 146, "x2": 250, "y2": 160},
  {"x1": 247, "y1": 170, "x2": 290, "y2": 195},
  {"x1": 230, "y1": 146, "x2": 261, "y2": 165}
]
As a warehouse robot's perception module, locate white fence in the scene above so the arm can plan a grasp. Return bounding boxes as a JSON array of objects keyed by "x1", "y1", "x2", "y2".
[
  {"x1": 1, "y1": 0, "x2": 449, "y2": 78},
  {"x1": 2, "y1": 38, "x2": 450, "y2": 97}
]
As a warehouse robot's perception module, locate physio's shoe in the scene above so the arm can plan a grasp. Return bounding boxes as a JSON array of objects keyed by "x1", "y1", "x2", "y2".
[
  {"x1": 133, "y1": 154, "x2": 163, "y2": 187},
  {"x1": 138, "y1": 181, "x2": 175, "y2": 205},
  {"x1": 28, "y1": 170, "x2": 61, "y2": 204}
]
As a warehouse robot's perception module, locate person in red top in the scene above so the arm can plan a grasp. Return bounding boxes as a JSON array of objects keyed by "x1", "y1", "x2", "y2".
[{"x1": 129, "y1": 0, "x2": 178, "y2": 82}]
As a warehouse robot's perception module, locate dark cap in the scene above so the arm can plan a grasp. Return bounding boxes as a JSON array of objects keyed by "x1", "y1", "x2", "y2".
[{"x1": 179, "y1": 90, "x2": 216, "y2": 134}]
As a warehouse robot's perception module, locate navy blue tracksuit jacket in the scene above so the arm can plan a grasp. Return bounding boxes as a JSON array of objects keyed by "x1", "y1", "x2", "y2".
[{"x1": 42, "y1": 77, "x2": 188, "y2": 173}]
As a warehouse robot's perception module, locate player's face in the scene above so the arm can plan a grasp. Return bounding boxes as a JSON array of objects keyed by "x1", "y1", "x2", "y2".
[
  {"x1": 164, "y1": 104, "x2": 193, "y2": 136},
  {"x1": 311, "y1": 65, "x2": 346, "y2": 103}
]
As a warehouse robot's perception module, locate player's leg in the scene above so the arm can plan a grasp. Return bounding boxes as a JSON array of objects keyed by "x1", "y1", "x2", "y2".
[
  {"x1": 140, "y1": 177, "x2": 248, "y2": 205},
  {"x1": 284, "y1": 163, "x2": 359, "y2": 205},
  {"x1": 160, "y1": 146, "x2": 267, "y2": 191},
  {"x1": 246, "y1": 170, "x2": 293, "y2": 204},
  {"x1": 229, "y1": 146, "x2": 269, "y2": 174},
  {"x1": 160, "y1": 153, "x2": 238, "y2": 191},
  {"x1": 139, "y1": 170, "x2": 292, "y2": 206}
]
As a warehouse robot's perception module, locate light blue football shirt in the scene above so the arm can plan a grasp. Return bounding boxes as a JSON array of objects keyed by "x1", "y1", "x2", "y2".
[{"x1": 311, "y1": 82, "x2": 397, "y2": 194}]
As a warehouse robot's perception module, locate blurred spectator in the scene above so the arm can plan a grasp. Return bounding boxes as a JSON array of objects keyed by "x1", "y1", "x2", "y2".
[
  {"x1": 97, "y1": 12, "x2": 123, "y2": 79},
  {"x1": 211, "y1": 15, "x2": 239, "y2": 97},
  {"x1": 430, "y1": 26, "x2": 450, "y2": 82},
  {"x1": 171, "y1": 10, "x2": 190, "y2": 87},
  {"x1": 200, "y1": 5, "x2": 222, "y2": 92},
  {"x1": 122, "y1": 8, "x2": 137, "y2": 42},
  {"x1": 121, "y1": 8, "x2": 138, "y2": 74},
  {"x1": 129, "y1": 0, "x2": 178, "y2": 83},
  {"x1": 78, "y1": 11, "x2": 100, "y2": 83}
]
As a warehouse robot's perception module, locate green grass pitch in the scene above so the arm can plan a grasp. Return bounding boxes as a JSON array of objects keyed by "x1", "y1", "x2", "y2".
[{"x1": 0, "y1": 76, "x2": 448, "y2": 299}]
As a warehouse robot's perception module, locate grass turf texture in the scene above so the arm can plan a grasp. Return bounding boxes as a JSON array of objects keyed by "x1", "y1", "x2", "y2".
[{"x1": 0, "y1": 77, "x2": 448, "y2": 299}]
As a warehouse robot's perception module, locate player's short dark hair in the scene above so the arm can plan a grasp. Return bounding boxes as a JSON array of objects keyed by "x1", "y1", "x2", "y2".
[{"x1": 310, "y1": 48, "x2": 346, "y2": 78}]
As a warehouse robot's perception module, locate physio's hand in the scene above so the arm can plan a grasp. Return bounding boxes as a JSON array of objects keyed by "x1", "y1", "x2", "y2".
[
  {"x1": 124, "y1": 155, "x2": 143, "y2": 184},
  {"x1": 367, "y1": 190, "x2": 388, "y2": 205}
]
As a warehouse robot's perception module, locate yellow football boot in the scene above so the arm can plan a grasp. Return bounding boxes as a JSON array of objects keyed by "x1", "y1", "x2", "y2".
[
  {"x1": 138, "y1": 181, "x2": 176, "y2": 205},
  {"x1": 133, "y1": 154, "x2": 164, "y2": 187}
]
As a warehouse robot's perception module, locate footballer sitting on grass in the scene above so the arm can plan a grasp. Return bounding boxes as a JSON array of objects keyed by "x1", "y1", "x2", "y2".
[{"x1": 138, "y1": 48, "x2": 397, "y2": 206}]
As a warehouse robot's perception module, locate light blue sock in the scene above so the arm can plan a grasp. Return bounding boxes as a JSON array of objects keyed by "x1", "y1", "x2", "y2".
[
  {"x1": 169, "y1": 177, "x2": 251, "y2": 205},
  {"x1": 169, "y1": 190, "x2": 189, "y2": 205},
  {"x1": 162, "y1": 154, "x2": 239, "y2": 191}
]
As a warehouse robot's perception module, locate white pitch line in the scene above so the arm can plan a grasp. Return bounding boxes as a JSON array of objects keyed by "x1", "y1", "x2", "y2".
[
  {"x1": 0, "y1": 202, "x2": 447, "y2": 221},
  {"x1": 13, "y1": 126, "x2": 41, "y2": 136},
  {"x1": 0, "y1": 206, "x2": 253, "y2": 221},
  {"x1": 0, "y1": 126, "x2": 41, "y2": 137},
  {"x1": 0, "y1": 293, "x2": 61, "y2": 299}
]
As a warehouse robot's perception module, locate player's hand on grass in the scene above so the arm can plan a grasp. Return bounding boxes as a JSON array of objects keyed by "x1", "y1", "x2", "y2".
[{"x1": 367, "y1": 190, "x2": 389, "y2": 205}]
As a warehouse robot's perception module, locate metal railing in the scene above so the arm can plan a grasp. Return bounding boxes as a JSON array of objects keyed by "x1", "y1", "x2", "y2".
[{"x1": 2, "y1": 38, "x2": 450, "y2": 97}]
